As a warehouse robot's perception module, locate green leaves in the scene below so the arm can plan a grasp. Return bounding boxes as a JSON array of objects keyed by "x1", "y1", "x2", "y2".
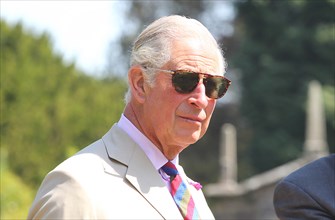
[
  {"x1": 1, "y1": 20, "x2": 127, "y2": 188},
  {"x1": 231, "y1": 0, "x2": 335, "y2": 173}
]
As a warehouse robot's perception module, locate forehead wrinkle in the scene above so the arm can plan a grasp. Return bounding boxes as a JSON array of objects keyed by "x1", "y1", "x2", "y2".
[
  {"x1": 171, "y1": 55, "x2": 220, "y2": 75},
  {"x1": 167, "y1": 38, "x2": 222, "y2": 75}
]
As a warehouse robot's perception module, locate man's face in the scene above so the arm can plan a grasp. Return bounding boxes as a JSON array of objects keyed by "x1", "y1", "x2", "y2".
[{"x1": 141, "y1": 38, "x2": 222, "y2": 159}]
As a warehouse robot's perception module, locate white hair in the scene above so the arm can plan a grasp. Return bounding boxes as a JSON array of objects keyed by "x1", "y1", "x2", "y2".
[{"x1": 125, "y1": 15, "x2": 226, "y2": 103}]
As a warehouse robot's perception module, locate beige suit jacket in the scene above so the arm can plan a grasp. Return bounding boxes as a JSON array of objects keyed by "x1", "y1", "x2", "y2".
[{"x1": 27, "y1": 125, "x2": 215, "y2": 219}]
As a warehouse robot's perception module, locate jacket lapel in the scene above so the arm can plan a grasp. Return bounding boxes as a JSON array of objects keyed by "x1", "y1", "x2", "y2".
[
  {"x1": 103, "y1": 125, "x2": 182, "y2": 219},
  {"x1": 126, "y1": 146, "x2": 182, "y2": 219}
]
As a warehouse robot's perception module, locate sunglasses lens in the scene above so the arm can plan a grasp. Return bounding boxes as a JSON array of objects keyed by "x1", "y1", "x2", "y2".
[
  {"x1": 204, "y1": 77, "x2": 230, "y2": 99},
  {"x1": 172, "y1": 72, "x2": 199, "y2": 93},
  {"x1": 171, "y1": 70, "x2": 231, "y2": 99}
]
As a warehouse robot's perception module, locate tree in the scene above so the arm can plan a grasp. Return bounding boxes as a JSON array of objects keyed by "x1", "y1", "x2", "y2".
[
  {"x1": 227, "y1": 0, "x2": 335, "y2": 175},
  {"x1": 1, "y1": 20, "x2": 127, "y2": 187}
]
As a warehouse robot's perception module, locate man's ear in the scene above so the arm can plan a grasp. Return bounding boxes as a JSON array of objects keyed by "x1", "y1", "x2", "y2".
[{"x1": 128, "y1": 65, "x2": 146, "y2": 103}]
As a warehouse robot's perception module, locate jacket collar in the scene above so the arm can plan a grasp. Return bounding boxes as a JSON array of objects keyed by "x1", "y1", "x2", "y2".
[{"x1": 102, "y1": 125, "x2": 182, "y2": 219}]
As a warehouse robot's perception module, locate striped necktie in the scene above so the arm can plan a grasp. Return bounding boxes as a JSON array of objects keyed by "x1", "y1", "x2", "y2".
[{"x1": 162, "y1": 161, "x2": 200, "y2": 220}]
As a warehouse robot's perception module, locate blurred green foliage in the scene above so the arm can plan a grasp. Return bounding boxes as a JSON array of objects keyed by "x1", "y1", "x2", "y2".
[
  {"x1": 230, "y1": 0, "x2": 335, "y2": 176},
  {"x1": 1, "y1": 20, "x2": 127, "y2": 218},
  {"x1": 1, "y1": 148, "x2": 34, "y2": 219}
]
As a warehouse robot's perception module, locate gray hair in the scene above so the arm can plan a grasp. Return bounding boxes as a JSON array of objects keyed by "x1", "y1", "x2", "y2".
[{"x1": 124, "y1": 15, "x2": 226, "y2": 103}]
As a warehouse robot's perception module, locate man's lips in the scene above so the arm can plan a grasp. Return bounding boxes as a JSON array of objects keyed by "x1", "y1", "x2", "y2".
[{"x1": 179, "y1": 115, "x2": 205, "y2": 123}]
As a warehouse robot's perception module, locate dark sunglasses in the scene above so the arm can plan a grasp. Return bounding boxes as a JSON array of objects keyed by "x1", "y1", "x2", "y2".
[{"x1": 145, "y1": 67, "x2": 231, "y2": 99}]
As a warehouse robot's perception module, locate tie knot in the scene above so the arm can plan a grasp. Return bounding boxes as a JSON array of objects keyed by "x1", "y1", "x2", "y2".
[{"x1": 161, "y1": 161, "x2": 178, "y2": 177}]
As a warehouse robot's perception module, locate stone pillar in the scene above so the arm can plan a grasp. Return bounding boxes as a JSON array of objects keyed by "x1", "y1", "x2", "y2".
[
  {"x1": 219, "y1": 123, "x2": 238, "y2": 187},
  {"x1": 304, "y1": 80, "x2": 329, "y2": 156}
]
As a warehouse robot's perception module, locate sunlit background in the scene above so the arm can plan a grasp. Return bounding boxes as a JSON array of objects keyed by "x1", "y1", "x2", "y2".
[
  {"x1": 1, "y1": 1, "x2": 127, "y2": 76},
  {"x1": 1, "y1": 0, "x2": 334, "y2": 219}
]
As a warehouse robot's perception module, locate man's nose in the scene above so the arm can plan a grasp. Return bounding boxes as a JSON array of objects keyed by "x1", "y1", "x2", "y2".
[{"x1": 188, "y1": 82, "x2": 210, "y2": 108}]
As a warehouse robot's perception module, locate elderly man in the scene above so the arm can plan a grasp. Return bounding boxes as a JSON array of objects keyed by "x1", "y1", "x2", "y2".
[{"x1": 28, "y1": 15, "x2": 231, "y2": 219}]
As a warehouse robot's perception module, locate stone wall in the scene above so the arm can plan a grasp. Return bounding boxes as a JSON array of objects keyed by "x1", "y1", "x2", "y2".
[{"x1": 209, "y1": 183, "x2": 277, "y2": 219}]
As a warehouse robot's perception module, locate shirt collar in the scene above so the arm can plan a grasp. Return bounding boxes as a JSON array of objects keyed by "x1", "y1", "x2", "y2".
[{"x1": 117, "y1": 114, "x2": 179, "y2": 170}]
